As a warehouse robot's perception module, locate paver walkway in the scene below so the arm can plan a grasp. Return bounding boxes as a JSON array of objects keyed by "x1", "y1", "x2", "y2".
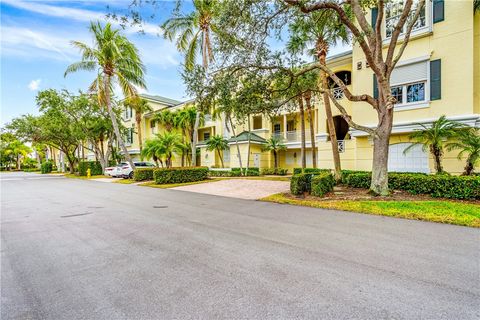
[{"x1": 171, "y1": 178, "x2": 290, "y2": 199}]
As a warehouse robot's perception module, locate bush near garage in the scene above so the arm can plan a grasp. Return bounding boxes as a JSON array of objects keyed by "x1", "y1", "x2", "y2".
[
  {"x1": 154, "y1": 167, "x2": 209, "y2": 184},
  {"x1": 290, "y1": 173, "x2": 311, "y2": 195},
  {"x1": 343, "y1": 172, "x2": 480, "y2": 200},
  {"x1": 78, "y1": 161, "x2": 103, "y2": 176},
  {"x1": 40, "y1": 161, "x2": 53, "y2": 174},
  {"x1": 293, "y1": 168, "x2": 331, "y2": 175},
  {"x1": 260, "y1": 168, "x2": 288, "y2": 175},
  {"x1": 231, "y1": 167, "x2": 260, "y2": 176},
  {"x1": 133, "y1": 168, "x2": 155, "y2": 181},
  {"x1": 311, "y1": 172, "x2": 335, "y2": 197}
]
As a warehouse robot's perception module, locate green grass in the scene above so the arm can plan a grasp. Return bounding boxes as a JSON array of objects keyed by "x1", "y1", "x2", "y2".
[
  {"x1": 113, "y1": 179, "x2": 139, "y2": 184},
  {"x1": 64, "y1": 174, "x2": 108, "y2": 179},
  {"x1": 261, "y1": 193, "x2": 480, "y2": 228},
  {"x1": 139, "y1": 178, "x2": 219, "y2": 189}
]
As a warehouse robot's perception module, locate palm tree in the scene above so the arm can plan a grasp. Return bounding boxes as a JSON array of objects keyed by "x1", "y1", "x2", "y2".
[
  {"x1": 141, "y1": 139, "x2": 165, "y2": 167},
  {"x1": 262, "y1": 137, "x2": 287, "y2": 172},
  {"x1": 446, "y1": 129, "x2": 480, "y2": 175},
  {"x1": 162, "y1": 0, "x2": 218, "y2": 166},
  {"x1": 124, "y1": 97, "x2": 152, "y2": 156},
  {"x1": 288, "y1": 10, "x2": 349, "y2": 181},
  {"x1": 155, "y1": 131, "x2": 182, "y2": 168},
  {"x1": 206, "y1": 135, "x2": 229, "y2": 168},
  {"x1": 153, "y1": 109, "x2": 176, "y2": 132},
  {"x1": 405, "y1": 115, "x2": 465, "y2": 173},
  {"x1": 65, "y1": 21, "x2": 146, "y2": 170}
]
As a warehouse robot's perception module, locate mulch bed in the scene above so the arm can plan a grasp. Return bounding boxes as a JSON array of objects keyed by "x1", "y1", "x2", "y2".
[{"x1": 288, "y1": 185, "x2": 479, "y2": 204}]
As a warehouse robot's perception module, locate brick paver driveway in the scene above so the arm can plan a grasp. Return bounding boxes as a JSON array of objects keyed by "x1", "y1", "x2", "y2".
[{"x1": 171, "y1": 178, "x2": 290, "y2": 199}]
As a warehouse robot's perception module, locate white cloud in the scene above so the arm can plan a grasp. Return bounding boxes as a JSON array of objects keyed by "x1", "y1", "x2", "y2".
[
  {"x1": 2, "y1": 0, "x2": 161, "y2": 36},
  {"x1": 28, "y1": 79, "x2": 41, "y2": 91}
]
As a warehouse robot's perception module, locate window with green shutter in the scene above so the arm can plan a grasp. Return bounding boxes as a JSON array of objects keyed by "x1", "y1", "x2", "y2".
[
  {"x1": 371, "y1": 8, "x2": 378, "y2": 29},
  {"x1": 433, "y1": 0, "x2": 444, "y2": 23},
  {"x1": 430, "y1": 59, "x2": 441, "y2": 100}
]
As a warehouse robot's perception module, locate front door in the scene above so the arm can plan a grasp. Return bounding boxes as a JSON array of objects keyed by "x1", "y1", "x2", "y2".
[{"x1": 253, "y1": 153, "x2": 260, "y2": 168}]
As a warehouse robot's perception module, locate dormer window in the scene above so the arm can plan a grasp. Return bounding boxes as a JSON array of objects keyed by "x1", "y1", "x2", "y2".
[{"x1": 385, "y1": 0, "x2": 427, "y2": 38}]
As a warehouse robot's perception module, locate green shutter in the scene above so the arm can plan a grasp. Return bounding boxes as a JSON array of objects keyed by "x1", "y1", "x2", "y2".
[
  {"x1": 430, "y1": 59, "x2": 441, "y2": 100},
  {"x1": 373, "y1": 74, "x2": 378, "y2": 99},
  {"x1": 433, "y1": 0, "x2": 444, "y2": 23},
  {"x1": 371, "y1": 8, "x2": 378, "y2": 29}
]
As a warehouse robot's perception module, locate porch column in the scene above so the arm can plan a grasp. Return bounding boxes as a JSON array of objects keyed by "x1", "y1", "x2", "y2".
[{"x1": 283, "y1": 114, "x2": 287, "y2": 139}]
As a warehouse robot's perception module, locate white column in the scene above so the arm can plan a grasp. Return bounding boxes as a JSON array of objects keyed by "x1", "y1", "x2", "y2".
[{"x1": 283, "y1": 114, "x2": 287, "y2": 139}]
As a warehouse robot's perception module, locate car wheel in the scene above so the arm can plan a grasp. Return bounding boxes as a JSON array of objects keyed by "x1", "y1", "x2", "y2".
[{"x1": 128, "y1": 171, "x2": 134, "y2": 179}]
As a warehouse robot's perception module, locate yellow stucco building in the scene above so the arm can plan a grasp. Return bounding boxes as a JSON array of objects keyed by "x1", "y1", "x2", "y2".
[{"x1": 116, "y1": 2, "x2": 479, "y2": 174}]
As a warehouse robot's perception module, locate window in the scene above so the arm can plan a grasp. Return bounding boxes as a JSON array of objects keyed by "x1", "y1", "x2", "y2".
[
  {"x1": 203, "y1": 132, "x2": 210, "y2": 141},
  {"x1": 385, "y1": 0, "x2": 426, "y2": 38},
  {"x1": 390, "y1": 60, "x2": 429, "y2": 108},
  {"x1": 287, "y1": 120, "x2": 295, "y2": 132},
  {"x1": 253, "y1": 116, "x2": 262, "y2": 130},
  {"x1": 125, "y1": 128, "x2": 134, "y2": 144},
  {"x1": 273, "y1": 123, "x2": 281, "y2": 133},
  {"x1": 124, "y1": 107, "x2": 132, "y2": 120},
  {"x1": 223, "y1": 148, "x2": 230, "y2": 163}
]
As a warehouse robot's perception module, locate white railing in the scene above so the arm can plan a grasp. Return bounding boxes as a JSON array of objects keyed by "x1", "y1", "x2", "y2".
[
  {"x1": 338, "y1": 140, "x2": 346, "y2": 153},
  {"x1": 271, "y1": 131, "x2": 312, "y2": 142},
  {"x1": 332, "y1": 87, "x2": 344, "y2": 100}
]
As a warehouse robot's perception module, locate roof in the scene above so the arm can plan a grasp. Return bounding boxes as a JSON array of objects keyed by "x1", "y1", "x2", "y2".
[
  {"x1": 139, "y1": 94, "x2": 182, "y2": 106},
  {"x1": 326, "y1": 50, "x2": 352, "y2": 62},
  {"x1": 228, "y1": 131, "x2": 267, "y2": 144}
]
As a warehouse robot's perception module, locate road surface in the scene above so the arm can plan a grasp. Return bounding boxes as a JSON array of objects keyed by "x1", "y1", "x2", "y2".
[{"x1": 1, "y1": 172, "x2": 479, "y2": 319}]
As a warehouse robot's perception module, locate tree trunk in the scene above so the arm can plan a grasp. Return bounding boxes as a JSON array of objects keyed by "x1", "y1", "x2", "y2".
[
  {"x1": 246, "y1": 116, "x2": 251, "y2": 171},
  {"x1": 298, "y1": 97, "x2": 306, "y2": 169},
  {"x1": 463, "y1": 160, "x2": 474, "y2": 176},
  {"x1": 217, "y1": 149, "x2": 224, "y2": 168},
  {"x1": 191, "y1": 111, "x2": 200, "y2": 166},
  {"x1": 104, "y1": 74, "x2": 135, "y2": 170},
  {"x1": 229, "y1": 117, "x2": 243, "y2": 175},
  {"x1": 304, "y1": 91, "x2": 317, "y2": 169},
  {"x1": 431, "y1": 146, "x2": 444, "y2": 173},
  {"x1": 16, "y1": 154, "x2": 21, "y2": 170},
  {"x1": 136, "y1": 115, "x2": 143, "y2": 159},
  {"x1": 273, "y1": 150, "x2": 278, "y2": 169},
  {"x1": 318, "y1": 46, "x2": 341, "y2": 181}
]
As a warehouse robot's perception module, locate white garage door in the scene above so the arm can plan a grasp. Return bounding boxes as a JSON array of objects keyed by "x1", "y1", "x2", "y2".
[{"x1": 388, "y1": 143, "x2": 429, "y2": 173}]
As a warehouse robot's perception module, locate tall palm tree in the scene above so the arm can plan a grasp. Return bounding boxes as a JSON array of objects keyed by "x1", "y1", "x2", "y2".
[
  {"x1": 288, "y1": 10, "x2": 349, "y2": 181},
  {"x1": 405, "y1": 115, "x2": 465, "y2": 173},
  {"x1": 124, "y1": 97, "x2": 152, "y2": 156},
  {"x1": 65, "y1": 21, "x2": 146, "y2": 170},
  {"x1": 446, "y1": 129, "x2": 480, "y2": 176},
  {"x1": 153, "y1": 109, "x2": 176, "y2": 132},
  {"x1": 162, "y1": 0, "x2": 218, "y2": 166},
  {"x1": 141, "y1": 139, "x2": 165, "y2": 167},
  {"x1": 206, "y1": 134, "x2": 229, "y2": 168},
  {"x1": 262, "y1": 137, "x2": 287, "y2": 171}
]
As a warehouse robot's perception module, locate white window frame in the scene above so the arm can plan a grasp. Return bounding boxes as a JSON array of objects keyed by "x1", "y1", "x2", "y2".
[
  {"x1": 384, "y1": 0, "x2": 432, "y2": 41},
  {"x1": 124, "y1": 107, "x2": 132, "y2": 120},
  {"x1": 392, "y1": 58, "x2": 430, "y2": 111}
]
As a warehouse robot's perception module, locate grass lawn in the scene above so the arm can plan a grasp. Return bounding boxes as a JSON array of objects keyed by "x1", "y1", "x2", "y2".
[
  {"x1": 64, "y1": 174, "x2": 108, "y2": 179},
  {"x1": 139, "y1": 178, "x2": 219, "y2": 189},
  {"x1": 113, "y1": 179, "x2": 138, "y2": 184},
  {"x1": 262, "y1": 193, "x2": 480, "y2": 228}
]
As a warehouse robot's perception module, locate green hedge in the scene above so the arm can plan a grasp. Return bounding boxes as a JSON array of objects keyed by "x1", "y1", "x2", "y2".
[
  {"x1": 311, "y1": 173, "x2": 335, "y2": 197},
  {"x1": 78, "y1": 161, "x2": 103, "y2": 176},
  {"x1": 40, "y1": 161, "x2": 53, "y2": 174},
  {"x1": 290, "y1": 173, "x2": 310, "y2": 195},
  {"x1": 260, "y1": 168, "x2": 288, "y2": 175},
  {"x1": 344, "y1": 172, "x2": 480, "y2": 200},
  {"x1": 208, "y1": 170, "x2": 241, "y2": 177},
  {"x1": 154, "y1": 167, "x2": 209, "y2": 184},
  {"x1": 293, "y1": 168, "x2": 331, "y2": 175},
  {"x1": 133, "y1": 168, "x2": 155, "y2": 181},
  {"x1": 232, "y1": 167, "x2": 260, "y2": 176}
]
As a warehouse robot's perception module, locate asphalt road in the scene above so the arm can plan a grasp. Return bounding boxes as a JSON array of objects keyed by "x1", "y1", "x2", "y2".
[{"x1": 1, "y1": 172, "x2": 479, "y2": 319}]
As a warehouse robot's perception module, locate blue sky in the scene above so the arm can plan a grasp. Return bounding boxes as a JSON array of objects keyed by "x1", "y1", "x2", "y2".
[
  {"x1": 1, "y1": 0, "x2": 189, "y2": 126},
  {"x1": 1, "y1": 0, "x2": 350, "y2": 126}
]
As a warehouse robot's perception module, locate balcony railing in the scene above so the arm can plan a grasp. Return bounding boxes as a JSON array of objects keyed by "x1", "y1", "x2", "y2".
[
  {"x1": 338, "y1": 140, "x2": 346, "y2": 153},
  {"x1": 332, "y1": 87, "x2": 344, "y2": 100},
  {"x1": 272, "y1": 130, "x2": 312, "y2": 143}
]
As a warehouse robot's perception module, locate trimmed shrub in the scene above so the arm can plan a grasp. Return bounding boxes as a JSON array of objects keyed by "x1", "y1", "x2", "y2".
[
  {"x1": 154, "y1": 167, "x2": 209, "y2": 184},
  {"x1": 208, "y1": 170, "x2": 241, "y2": 177},
  {"x1": 290, "y1": 173, "x2": 310, "y2": 195},
  {"x1": 260, "y1": 168, "x2": 288, "y2": 175},
  {"x1": 232, "y1": 167, "x2": 260, "y2": 176},
  {"x1": 344, "y1": 172, "x2": 371, "y2": 189},
  {"x1": 311, "y1": 173, "x2": 335, "y2": 197},
  {"x1": 78, "y1": 161, "x2": 103, "y2": 176},
  {"x1": 134, "y1": 168, "x2": 154, "y2": 181},
  {"x1": 40, "y1": 161, "x2": 53, "y2": 174},
  {"x1": 293, "y1": 168, "x2": 331, "y2": 175}
]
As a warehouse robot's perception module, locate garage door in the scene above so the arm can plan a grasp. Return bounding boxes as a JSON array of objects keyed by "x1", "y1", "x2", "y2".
[{"x1": 388, "y1": 143, "x2": 429, "y2": 173}]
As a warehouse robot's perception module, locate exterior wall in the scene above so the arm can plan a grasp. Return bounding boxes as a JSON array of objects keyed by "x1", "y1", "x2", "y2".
[
  {"x1": 227, "y1": 143, "x2": 270, "y2": 169},
  {"x1": 474, "y1": 11, "x2": 480, "y2": 114}
]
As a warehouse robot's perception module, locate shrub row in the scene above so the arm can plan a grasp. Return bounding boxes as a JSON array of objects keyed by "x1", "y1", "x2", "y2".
[
  {"x1": 311, "y1": 173, "x2": 336, "y2": 197},
  {"x1": 344, "y1": 172, "x2": 480, "y2": 199},
  {"x1": 260, "y1": 168, "x2": 288, "y2": 175},
  {"x1": 133, "y1": 168, "x2": 155, "y2": 181},
  {"x1": 208, "y1": 170, "x2": 241, "y2": 177},
  {"x1": 154, "y1": 167, "x2": 209, "y2": 184},
  {"x1": 232, "y1": 167, "x2": 260, "y2": 176},
  {"x1": 290, "y1": 173, "x2": 310, "y2": 195},
  {"x1": 293, "y1": 168, "x2": 331, "y2": 175},
  {"x1": 78, "y1": 161, "x2": 103, "y2": 176},
  {"x1": 41, "y1": 161, "x2": 53, "y2": 174}
]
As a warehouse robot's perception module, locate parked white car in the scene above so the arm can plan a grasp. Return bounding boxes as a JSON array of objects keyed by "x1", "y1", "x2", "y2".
[
  {"x1": 105, "y1": 163, "x2": 127, "y2": 178},
  {"x1": 121, "y1": 161, "x2": 156, "y2": 179}
]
